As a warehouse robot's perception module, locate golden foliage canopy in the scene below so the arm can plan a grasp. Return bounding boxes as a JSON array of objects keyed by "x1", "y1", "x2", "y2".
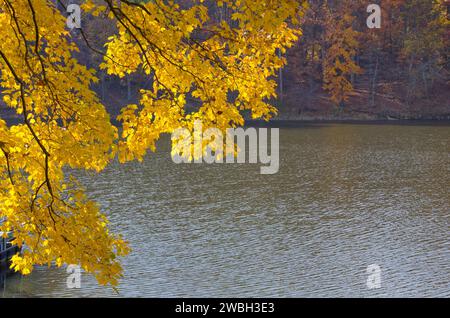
[{"x1": 0, "y1": 0, "x2": 305, "y2": 285}]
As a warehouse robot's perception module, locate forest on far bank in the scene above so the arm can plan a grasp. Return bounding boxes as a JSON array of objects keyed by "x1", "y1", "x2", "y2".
[
  {"x1": 282, "y1": 0, "x2": 449, "y2": 120},
  {"x1": 1, "y1": 0, "x2": 449, "y2": 121}
]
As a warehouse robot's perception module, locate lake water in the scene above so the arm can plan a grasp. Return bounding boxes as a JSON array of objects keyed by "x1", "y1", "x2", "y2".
[{"x1": 1, "y1": 123, "x2": 449, "y2": 297}]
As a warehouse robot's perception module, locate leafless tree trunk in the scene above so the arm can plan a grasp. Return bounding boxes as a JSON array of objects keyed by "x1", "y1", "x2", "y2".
[
  {"x1": 370, "y1": 54, "x2": 379, "y2": 107},
  {"x1": 278, "y1": 50, "x2": 283, "y2": 105},
  {"x1": 127, "y1": 77, "x2": 132, "y2": 101}
]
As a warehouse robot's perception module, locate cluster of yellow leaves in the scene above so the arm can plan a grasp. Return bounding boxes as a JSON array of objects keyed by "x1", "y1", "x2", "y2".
[
  {"x1": 322, "y1": 5, "x2": 363, "y2": 105},
  {"x1": 85, "y1": 0, "x2": 306, "y2": 162},
  {"x1": 402, "y1": 0, "x2": 449, "y2": 62},
  {"x1": 0, "y1": 0, "x2": 305, "y2": 286},
  {"x1": 0, "y1": 0, "x2": 128, "y2": 286}
]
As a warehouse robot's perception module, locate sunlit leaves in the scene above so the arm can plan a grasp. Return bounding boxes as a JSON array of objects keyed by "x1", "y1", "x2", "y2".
[
  {"x1": 0, "y1": 0, "x2": 303, "y2": 286},
  {"x1": 322, "y1": 4, "x2": 363, "y2": 105}
]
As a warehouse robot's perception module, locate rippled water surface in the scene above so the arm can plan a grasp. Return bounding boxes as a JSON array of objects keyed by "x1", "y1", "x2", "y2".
[{"x1": 1, "y1": 123, "x2": 449, "y2": 297}]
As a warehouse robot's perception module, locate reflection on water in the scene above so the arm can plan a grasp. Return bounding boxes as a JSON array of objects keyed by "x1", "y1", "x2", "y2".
[{"x1": 1, "y1": 123, "x2": 449, "y2": 297}]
